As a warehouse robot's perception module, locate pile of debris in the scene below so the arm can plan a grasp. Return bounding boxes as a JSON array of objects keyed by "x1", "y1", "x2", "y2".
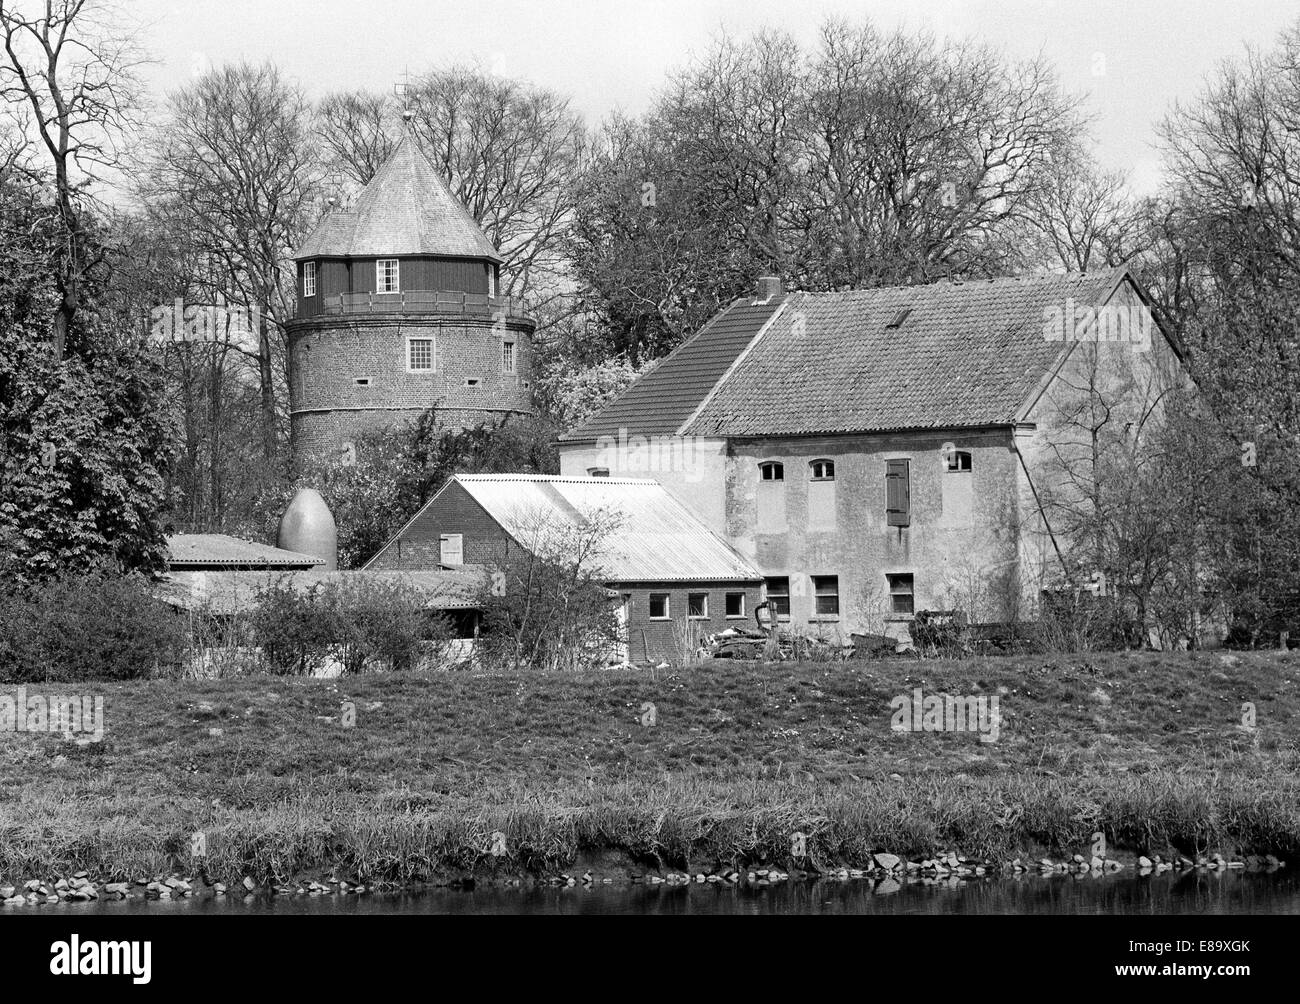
[
  {"x1": 910, "y1": 609, "x2": 1026, "y2": 656},
  {"x1": 704, "y1": 626, "x2": 871, "y2": 661},
  {"x1": 697, "y1": 605, "x2": 1030, "y2": 662}
]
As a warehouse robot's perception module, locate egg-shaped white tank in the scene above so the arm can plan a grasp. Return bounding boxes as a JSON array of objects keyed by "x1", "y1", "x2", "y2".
[{"x1": 277, "y1": 487, "x2": 338, "y2": 571}]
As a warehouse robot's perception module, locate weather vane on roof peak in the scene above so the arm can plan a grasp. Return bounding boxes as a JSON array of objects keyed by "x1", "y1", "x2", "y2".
[{"x1": 395, "y1": 67, "x2": 415, "y2": 127}]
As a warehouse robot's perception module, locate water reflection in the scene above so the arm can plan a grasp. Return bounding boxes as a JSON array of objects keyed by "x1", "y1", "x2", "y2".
[{"x1": 24, "y1": 868, "x2": 1300, "y2": 915}]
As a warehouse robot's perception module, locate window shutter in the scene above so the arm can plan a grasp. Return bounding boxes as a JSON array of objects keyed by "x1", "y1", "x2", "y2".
[
  {"x1": 886, "y1": 459, "x2": 910, "y2": 527},
  {"x1": 439, "y1": 533, "x2": 463, "y2": 566}
]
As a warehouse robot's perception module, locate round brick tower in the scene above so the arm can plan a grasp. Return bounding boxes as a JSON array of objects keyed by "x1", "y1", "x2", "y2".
[{"x1": 286, "y1": 132, "x2": 535, "y2": 470}]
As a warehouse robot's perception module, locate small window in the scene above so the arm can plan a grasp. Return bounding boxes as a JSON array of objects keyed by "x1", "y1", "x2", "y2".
[
  {"x1": 759, "y1": 461, "x2": 784, "y2": 481},
  {"x1": 502, "y1": 340, "x2": 516, "y2": 374},
  {"x1": 725, "y1": 592, "x2": 745, "y2": 618},
  {"x1": 354, "y1": 376, "x2": 370, "y2": 387},
  {"x1": 376, "y1": 258, "x2": 400, "y2": 293},
  {"x1": 465, "y1": 378, "x2": 480, "y2": 387},
  {"x1": 764, "y1": 577, "x2": 790, "y2": 621},
  {"x1": 946, "y1": 450, "x2": 972, "y2": 473},
  {"x1": 649, "y1": 593, "x2": 670, "y2": 620},
  {"x1": 810, "y1": 459, "x2": 835, "y2": 480},
  {"x1": 587, "y1": 467, "x2": 610, "y2": 478},
  {"x1": 812, "y1": 575, "x2": 839, "y2": 618},
  {"x1": 407, "y1": 337, "x2": 434, "y2": 372},
  {"x1": 888, "y1": 573, "x2": 915, "y2": 614},
  {"x1": 302, "y1": 261, "x2": 316, "y2": 297},
  {"x1": 688, "y1": 593, "x2": 708, "y2": 619},
  {"x1": 439, "y1": 533, "x2": 463, "y2": 566}
]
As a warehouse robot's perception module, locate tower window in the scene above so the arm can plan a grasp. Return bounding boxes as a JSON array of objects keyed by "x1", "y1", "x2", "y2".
[
  {"x1": 810, "y1": 459, "x2": 835, "y2": 480},
  {"x1": 759, "y1": 461, "x2": 784, "y2": 481},
  {"x1": 407, "y1": 337, "x2": 434, "y2": 372},
  {"x1": 376, "y1": 258, "x2": 400, "y2": 293},
  {"x1": 302, "y1": 261, "x2": 316, "y2": 297},
  {"x1": 502, "y1": 340, "x2": 516, "y2": 373}
]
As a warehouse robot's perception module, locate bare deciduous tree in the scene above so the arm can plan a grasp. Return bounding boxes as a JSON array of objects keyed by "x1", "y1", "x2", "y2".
[
  {"x1": 0, "y1": 0, "x2": 144, "y2": 357},
  {"x1": 1020, "y1": 152, "x2": 1150, "y2": 272},
  {"x1": 141, "y1": 61, "x2": 320, "y2": 462},
  {"x1": 796, "y1": 20, "x2": 1084, "y2": 288},
  {"x1": 407, "y1": 66, "x2": 586, "y2": 304},
  {"x1": 316, "y1": 88, "x2": 397, "y2": 188}
]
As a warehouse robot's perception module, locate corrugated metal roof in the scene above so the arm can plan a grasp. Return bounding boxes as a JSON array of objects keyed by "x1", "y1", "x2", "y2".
[
  {"x1": 156, "y1": 568, "x2": 486, "y2": 615},
  {"x1": 560, "y1": 295, "x2": 785, "y2": 443},
  {"x1": 297, "y1": 133, "x2": 502, "y2": 262},
  {"x1": 454, "y1": 474, "x2": 762, "y2": 582},
  {"x1": 165, "y1": 534, "x2": 325, "y2": 569},
  {"x1": 687, "y1": 269, "x2": 1131, "y2": 437}
]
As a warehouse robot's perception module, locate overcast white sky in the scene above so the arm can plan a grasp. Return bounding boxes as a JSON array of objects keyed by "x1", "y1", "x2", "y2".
[{"x1": 131, "y1": 0, "x2": 1300, "y2": 196}]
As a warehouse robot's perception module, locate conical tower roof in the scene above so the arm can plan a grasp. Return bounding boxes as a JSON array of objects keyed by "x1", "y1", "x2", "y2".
[{"x1": 298, "y1": 132, "x2": 502, "y2": 262}]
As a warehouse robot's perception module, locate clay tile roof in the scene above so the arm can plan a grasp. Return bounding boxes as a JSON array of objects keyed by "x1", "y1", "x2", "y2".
[
  {"x1": 684, "y1": 268, "x2": 1134, "y2": 437},
  {"x1": 560, "y1": 295, "x2": 785, "y2": 443},
  {"x1": 297, "y1": 133, "x2": 502, "y2": 262}
]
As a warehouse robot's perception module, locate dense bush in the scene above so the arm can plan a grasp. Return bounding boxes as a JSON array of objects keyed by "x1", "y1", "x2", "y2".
[
  {"x1": 246, "y1": 577, "x2": 453, "y2": 675},
  {"x1": 475, "y1": 509, "x2": 622, "y2": 672},
  {"x1": 0, "y1": 572, "x2": 186, "y2": 682},
  {"x1": 1033, "y1": 591, "x2": 1132, "y2": 653},
  {"x1": 321, "y1": 578, "x2": 444, "y2": 674},
  {"x1": 246, "y1": 582, "x2": 336, "y2": 676}
]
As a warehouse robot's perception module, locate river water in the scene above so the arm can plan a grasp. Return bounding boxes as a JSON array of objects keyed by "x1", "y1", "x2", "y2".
[{"x1": 20, "y1": 868, "x2": 1300, "y2": 915}]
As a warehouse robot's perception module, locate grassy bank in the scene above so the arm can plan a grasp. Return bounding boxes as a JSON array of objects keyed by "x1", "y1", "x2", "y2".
[{"x1": 1, "y1": 650, "x2": 1297, "y2": 885}]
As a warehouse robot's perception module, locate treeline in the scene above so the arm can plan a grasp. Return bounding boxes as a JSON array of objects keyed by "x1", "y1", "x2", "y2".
[{"x1": 1, "y1": 4, "x2": 1299, "y2": 642}]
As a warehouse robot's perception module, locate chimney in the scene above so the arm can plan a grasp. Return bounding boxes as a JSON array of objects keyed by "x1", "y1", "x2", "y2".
[{"x1": 754, "y1": 275, "x2": 783, "y2": 302}]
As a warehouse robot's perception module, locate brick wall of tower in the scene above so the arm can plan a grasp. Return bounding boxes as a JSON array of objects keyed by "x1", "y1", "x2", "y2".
[{"x1": 287, "y1": 311, "x2": 535, "y2": 469}]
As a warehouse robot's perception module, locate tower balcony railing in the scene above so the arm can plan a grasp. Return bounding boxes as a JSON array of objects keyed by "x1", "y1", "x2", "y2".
[{"x1": 321, "y1": 290, "x2": 531, "y2": 320}]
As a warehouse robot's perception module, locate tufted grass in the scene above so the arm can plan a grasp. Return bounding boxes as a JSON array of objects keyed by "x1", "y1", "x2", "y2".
[{"x1": 0, "y1": 649, "x2": 1296, "y2": 883}]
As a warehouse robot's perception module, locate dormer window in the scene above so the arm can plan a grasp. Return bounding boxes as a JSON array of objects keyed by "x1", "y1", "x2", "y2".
[
  {"x1": 809, "y1": 459, "x2": 835, "y2": 481},
  {"x1": 302, "y1": 261, "x2": 316, "y2": 297},
  {"x1": 759, "y1": 461, "x2": 784, "y2": 481},
  {"x1": 376, "y1": 259, "x2": 400, "y2": 293},
  {"x1": 885, "y1": 306, "x2": 912, "y2": 329}
]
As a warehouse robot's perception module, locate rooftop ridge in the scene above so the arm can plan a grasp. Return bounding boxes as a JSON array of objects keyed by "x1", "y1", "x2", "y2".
[
  {"x1": 456, "y1": 473, "x2": 662, "y2": 484},
  {"x1": 793, "y1": 267, "x2": 1129, "y2": 298}
]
